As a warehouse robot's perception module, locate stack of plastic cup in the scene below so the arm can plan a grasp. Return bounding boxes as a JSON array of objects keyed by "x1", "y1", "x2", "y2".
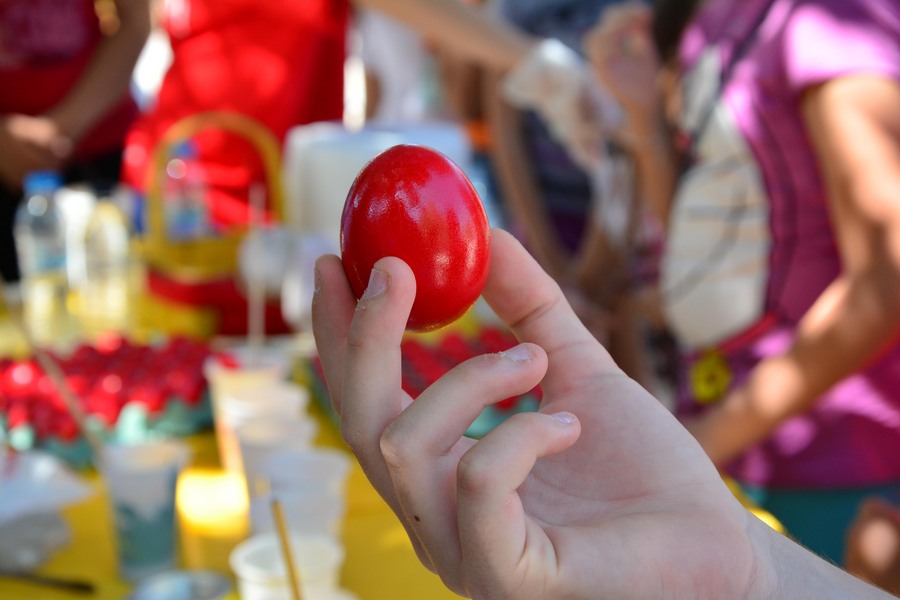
[
  {"x1": 235, "y1": 415, "x2": 319, "y2": 498},
  {"x1": 247, "y1": 447, "x2": 351, "y2": 539},
  {"x1": 218, "y1": 381, "x2": 311, "y2": 474},
  {"x1": 232, "y1": 446, "x2": 354, "y2": 597},
  {"x1": 202, "y1": 345, "x2": 295, "y2": 472}
]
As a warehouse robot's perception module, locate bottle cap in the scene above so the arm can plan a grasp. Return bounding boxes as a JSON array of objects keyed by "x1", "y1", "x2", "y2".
[
  {"x1": 23, "y1": 170, "x2": 63, "y2": 197},
  {"x1": 171, "y1": 139, "x2": 198, "y2": 159}
]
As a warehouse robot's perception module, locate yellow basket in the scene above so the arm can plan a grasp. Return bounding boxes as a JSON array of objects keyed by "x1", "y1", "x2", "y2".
[{"x1": 141, "y1": 111, "x2": 287, "y2": 281}]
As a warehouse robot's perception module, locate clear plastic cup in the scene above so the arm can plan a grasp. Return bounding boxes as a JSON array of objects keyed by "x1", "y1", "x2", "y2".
[
  {"x1": 249, "y1": 488, "x2": 347, "y2": 538},
  {"x1": 255, "y1": 447, "x2": 351, "y2": 497},
  {"x1": 216, "y1": 382, "x2": 309, "y2": 473},
  {"x1": 237, "y1": 417, "x2": 319, "y2": 497},
  {"x1": 203, "y1": 346, "x2": 293, "y2": 402},
  {"x1": 202, "y1": 343, "x2": 299, "y2": 470},
  {"x1": 100, "y1": 440, "x2": 191, "y2": 582},
  {"x1": 220, "y1": 382, "x2": 309, "y2": 427},
  {"x1": 230, "y1": 532, "x2": 347, "y2": 600}
]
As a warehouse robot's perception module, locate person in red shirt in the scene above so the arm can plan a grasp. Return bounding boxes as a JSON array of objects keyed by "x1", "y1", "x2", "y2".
[
  {"x1": 0, "y1": 0, "x2": 150, "y2": 282},
  {"x1": 120, "y1": 0, "x2": 349, "y2": 230}
]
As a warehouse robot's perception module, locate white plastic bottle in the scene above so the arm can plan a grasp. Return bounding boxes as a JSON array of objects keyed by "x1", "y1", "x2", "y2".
[
  {"x1": 14, "y1": 171, "x2": 68, "y2": 334},
  {"x1": 81, "y1": 186, "x2": 133, "y2": 333}
]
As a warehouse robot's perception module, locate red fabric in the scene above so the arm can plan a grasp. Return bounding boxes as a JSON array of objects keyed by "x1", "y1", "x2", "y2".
[
  {"x1": 0, "y1": 0, "x2": 137, "y2": 160},
  {"x1": 122, "y1": 0, "x2": 348, "y2": 227}
]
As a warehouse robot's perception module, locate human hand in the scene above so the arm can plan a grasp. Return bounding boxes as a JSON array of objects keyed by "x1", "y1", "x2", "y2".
[
  {"x1": 846, "y1": 498, "x2": 900, "y2": 595},
  {"x1": 0, "y1": 114, "x2": 71, "y2": 190},
  {"x1": 559, "y1": 281, "x2": 614, "y2": 346},
  {"x1": 501, "y1": 38, "x2": 623, "y2": 170},
  {"x1": 583, "y1": 2, "x2": 661, "y2": 135},
  {"x1": 312, "y1": 228, "x2": 769, "y2": 599}
]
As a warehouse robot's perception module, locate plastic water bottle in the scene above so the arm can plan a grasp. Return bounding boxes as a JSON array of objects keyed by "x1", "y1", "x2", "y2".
[
  {"x1": 81, "y1": 185, "x2": 133, "y2": 333},
  {"x1": 163, "y1": 140, "x2": 209, "y2": 240},
  {"x1": 14, "y1": 171, "x2": 68, "y2": 333}
]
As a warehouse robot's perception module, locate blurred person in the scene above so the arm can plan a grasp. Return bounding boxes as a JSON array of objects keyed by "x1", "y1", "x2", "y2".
[
  {"x1": 120, "y1": 0, "x2": 350, "y2": 228},
  {"x1": 489, "y1": 0, "x2": 624, "y2": 272},
  {"x1": 119, "y1": 0, "x2": 616, "y2": 336},
  {"x1": 310, "y1": 226, "x2": 897, "y2": 600},
  {"x1": 846, "y1": 498, "x2": 900, "y2": 595},
  {"x1": 586, "y1": 0, "x2": 900, "y2": 564},
  {"x1": 0, "y1": 0, "x2": 151, "y2": 282},
  {"x1": 356, "y1": 8, "x2": 435, "y2": 124},
  {"x1": 484, "y1": 0, "x2": 671, "y2": 393},
  {"x1": 122, "y1": 0, "x2": 607, "y2": 230}
]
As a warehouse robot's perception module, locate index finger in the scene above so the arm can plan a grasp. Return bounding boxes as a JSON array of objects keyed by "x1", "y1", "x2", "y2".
[{"x1": 483, "y1": 229, "x2": 618, "y2": 388}]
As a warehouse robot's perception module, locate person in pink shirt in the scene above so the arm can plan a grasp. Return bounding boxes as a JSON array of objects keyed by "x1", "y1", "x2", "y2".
[{"x1": 588, "y1": 0, "x2": 900, "y2": 564}]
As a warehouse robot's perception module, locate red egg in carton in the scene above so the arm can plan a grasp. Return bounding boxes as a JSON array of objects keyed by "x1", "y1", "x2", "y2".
[{"x1": 0, "y1": 335, "x2": 216, "y2": 468}]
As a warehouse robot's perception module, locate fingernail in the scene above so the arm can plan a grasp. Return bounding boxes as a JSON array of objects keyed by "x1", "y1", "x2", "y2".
[
  {"x1": 551, "y1": 412, "x2": 577, "y2": 425},
  {"x1": 500, "y1": 345, "x2": 534, "y2": 362},
  {"x1": 362, "y1": 267, "x2": 389, "y2": 299},
  {"x1": 313, "y1": 266, "x2": 322, "y2": 296}
]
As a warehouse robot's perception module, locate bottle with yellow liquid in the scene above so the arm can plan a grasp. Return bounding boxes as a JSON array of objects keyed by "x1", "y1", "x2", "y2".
[
  {"x1": 80, "y1": 187, "x2": 134, "y2": 335},
  {"x1": 13, "y1": 171, "x2": 69, "y2": 344}
]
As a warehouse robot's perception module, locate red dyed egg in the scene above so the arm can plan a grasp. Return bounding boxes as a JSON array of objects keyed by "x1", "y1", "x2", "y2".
[{"x1": 340, "y1": 144, "x2": 491, "y2": 331}]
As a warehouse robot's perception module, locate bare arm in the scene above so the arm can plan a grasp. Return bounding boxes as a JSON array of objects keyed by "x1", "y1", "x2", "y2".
[
  {"x1": 353, "y1": 0, "x2": 534, "y2": 72},
  {"x1": 758, "y1": 515, "x2": 899, "y2": 600},
  {"x1": 46, "y1": 0, "x2": 150, "y2": 143},
  {"x1": 0, "y1": 0, "x2": 150, "y2": 190},
  {"x1": 482, "y1": 70, "x2": 569, "y2": 279},
  {"x1": 687, "y1": 74, "x2": 900, "y2": 466},
  {"x1": 583, "y1": 3, "x2": 680, "y2": 227}
]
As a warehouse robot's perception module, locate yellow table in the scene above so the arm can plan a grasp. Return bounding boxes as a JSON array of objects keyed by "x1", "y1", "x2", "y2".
[
  {"x1": 0, "y1": 302, "x2": 781, "y2": 600},
  {"x1": 0, "y1": 404, "x2": 462, "y2": 600}
]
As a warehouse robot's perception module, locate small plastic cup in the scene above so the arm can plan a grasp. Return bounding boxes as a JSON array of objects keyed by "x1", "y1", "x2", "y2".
[
  {"x1": 230, "y1": 532, "x2": 346, "y2": 600},
  {"x1": 255, "y1": 447, "x2": 351, "y2": 497},
  {"x1": 216, "y1": 382, "x2": 309, "y2": 472},
  {"x1": 100, "y1": 440, "x2": 191, "y2": 582},
  {"x1": 204, "y1": 346, "x2": 291, "y2": 470},
  {"x1": 237, "y1": 417, "x2": 319, "y2": 497},
  {"x1": 203, "y1": 345, "x2": 293, "y2": 401},
  {"x1": 220, "y1": 382, "x2": 309, "y2": 428},
  {"x1": 128, "y1": 569, "x2": 233, "y2": 600},
  {"x1": 249, "y1": 488, "x2": 347, "y2": 538}
]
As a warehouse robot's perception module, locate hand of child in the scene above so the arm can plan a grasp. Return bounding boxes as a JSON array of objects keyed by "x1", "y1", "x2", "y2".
[{"x1": 312, "y1": 228, "x2": 769, "y2": 599}]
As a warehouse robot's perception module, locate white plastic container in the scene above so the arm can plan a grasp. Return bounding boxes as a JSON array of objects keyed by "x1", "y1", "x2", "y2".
[
  {"x1": 216, "y1": 382, "x2": 309, "y2": 473},
  {"x1": 249, "y1": 488, "x2": 347, "y2": 538},
  {"x1": 282, "y1": 121, "x2": 472, "y2": 241},
  {"x1": 202, "y1": 347, "x2": 294, "y2": 471},
  {"x1": 236, "y1": 417, "x2": 319, "y2": 497},
  {"x1": 100, "y1": 440, "x2": 192, "y2": 582},
  {"x1": 256, "y1": 447, "x2": 351, "y2": 496},
  {"x1": 248, "y1": 448, "x2": 351, "y2": 537},
  {"x1": 229, "y1": 532, "x2": 350, "y2": 600}
]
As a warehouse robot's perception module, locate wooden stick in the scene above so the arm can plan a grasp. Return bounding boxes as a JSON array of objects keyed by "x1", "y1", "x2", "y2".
[
  {"x1": 0, "y1": 570, "x2": 95, "y2": 595},
  {"x1": 271, "y1": 496, "x2": 303, "y2": 600}
]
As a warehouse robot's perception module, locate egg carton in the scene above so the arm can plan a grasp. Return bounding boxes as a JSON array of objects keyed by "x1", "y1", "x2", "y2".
[{"x1": 0, "y1": 335, "x2": 214, "y2": 469}]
